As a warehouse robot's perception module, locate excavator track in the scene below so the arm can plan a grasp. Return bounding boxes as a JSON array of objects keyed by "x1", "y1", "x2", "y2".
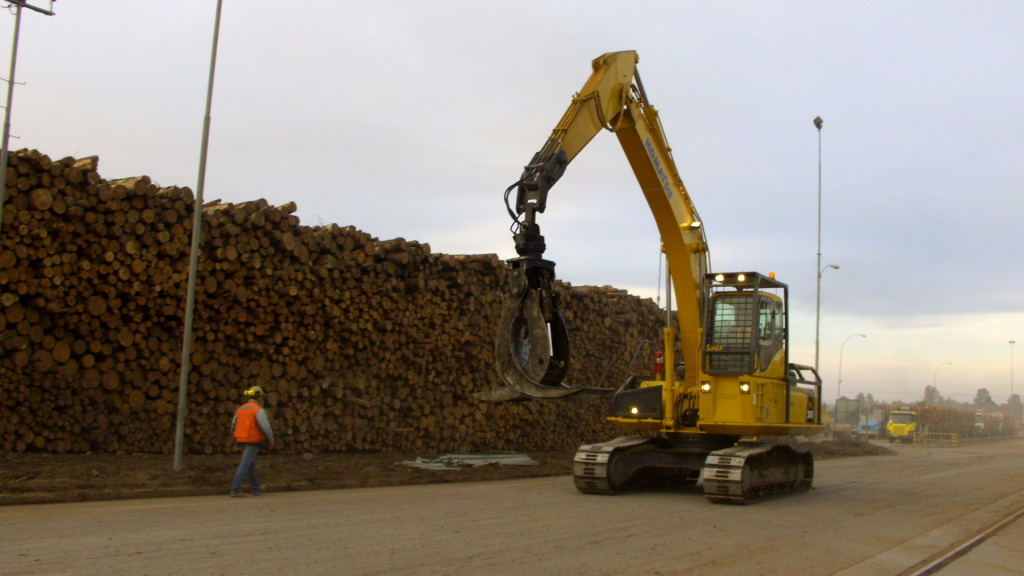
[
  {"x1": 573, "y1": 436, "x2": 706, "y2": 494},
  {"x1": 702, "y1": 443, "x2": 814, "y2": 504},
  {"x1": 573, "y1": 437, "x2": 653, "y2": 494}
]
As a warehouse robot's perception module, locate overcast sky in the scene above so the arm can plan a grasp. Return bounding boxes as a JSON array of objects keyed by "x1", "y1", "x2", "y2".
[{"x1": 5, "y1": 1, "x2": 1022, "y2": 405}]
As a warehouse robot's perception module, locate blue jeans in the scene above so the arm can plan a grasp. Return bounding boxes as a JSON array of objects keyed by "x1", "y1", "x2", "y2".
[{"x1": 231, "y1": 443, "x2": 262, "y2": 494}]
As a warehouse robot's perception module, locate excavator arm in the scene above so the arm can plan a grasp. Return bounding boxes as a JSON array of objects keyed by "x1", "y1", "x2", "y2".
[
  {"x1": 479, "y1": 51, "x2": 710, "y2": 403},
  {"x1": 508, "y1": 51, "x2": 637, "y2": 228}
]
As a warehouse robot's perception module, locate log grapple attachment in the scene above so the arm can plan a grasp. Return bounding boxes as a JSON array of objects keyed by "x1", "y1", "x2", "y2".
[{"x1": 475, "y1": 228, "x2": 611, "y2": 403}]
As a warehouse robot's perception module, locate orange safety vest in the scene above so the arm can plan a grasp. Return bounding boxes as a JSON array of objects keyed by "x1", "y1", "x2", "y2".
[{"x1": 234, "y1": 401, "x2": 266, "y2": 443}]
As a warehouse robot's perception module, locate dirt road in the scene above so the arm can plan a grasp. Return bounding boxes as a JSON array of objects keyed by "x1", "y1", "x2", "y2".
[{"x1": 3, "y1": 438, "x2": 1023, "y2": 575}]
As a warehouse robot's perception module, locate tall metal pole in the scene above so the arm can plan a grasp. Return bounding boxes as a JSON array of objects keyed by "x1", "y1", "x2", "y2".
[
  {"x1": 174, "y1": 0, "x2": 224, "y2": 471},
  {"x1": 836, "y1": 333, "x2": 865, "y2": 406},
  {"x1": 1010, "y1": 340, "x2": 1016, "y2": 397},
  {"x1": 814, "y1": 116, "x2": 824, "y2": 372},
  {"x1": 1011, "y1": 340, "x2": 1017, "y2": 423},
  {"x1": 933, "y1": 361, "x2": 952, "y2": 388},
  {"x1": 0, "y1": 4, "x2": 23, "y2": 239},
  {"x1": 0, "y1": 1, "x2": 54, "y2": 238}
]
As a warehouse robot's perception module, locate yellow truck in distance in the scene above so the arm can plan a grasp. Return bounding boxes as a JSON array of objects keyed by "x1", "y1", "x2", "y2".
[{"x1": 886, "y1": 409, "x2": 917, "y2": 443}]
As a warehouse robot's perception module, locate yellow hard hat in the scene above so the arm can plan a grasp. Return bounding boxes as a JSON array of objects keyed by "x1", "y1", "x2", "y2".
[{"x1": 244, "y1": 385, "x2": 265, "y2": 398}]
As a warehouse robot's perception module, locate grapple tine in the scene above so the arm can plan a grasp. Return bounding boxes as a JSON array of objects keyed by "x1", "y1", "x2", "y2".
[
  {"x1": 475, "y1": 281, "x2": 612, "y2": 403},
  {"x1": 475, "y1": 207, "x2": 611, "y2": 403}
]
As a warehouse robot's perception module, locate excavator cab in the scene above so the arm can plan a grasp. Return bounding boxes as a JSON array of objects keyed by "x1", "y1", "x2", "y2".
[{"x1": 703, "y1": 272, "x2": 788, "y2": 378}]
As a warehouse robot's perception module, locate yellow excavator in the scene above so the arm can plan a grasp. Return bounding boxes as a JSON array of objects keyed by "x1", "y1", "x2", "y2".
[{"x1": 477, "y1": 51, "x2": 826, "y2": 504}]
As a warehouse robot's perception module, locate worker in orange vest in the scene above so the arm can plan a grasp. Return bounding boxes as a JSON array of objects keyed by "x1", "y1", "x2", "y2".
[{"x1": 230, "y1": 385, "x2": 275, "y2": 497}]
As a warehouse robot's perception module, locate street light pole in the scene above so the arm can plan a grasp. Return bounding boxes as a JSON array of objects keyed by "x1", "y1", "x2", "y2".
[
  {"x1": 814, "y1": 116, "x2": 824, "y2": 371},
  {"x1": 1010, "y1": 340, "x2": 1016, "y2": 397},
  {"x1": 933, "y1": 361, "x2": 952, "y2": 388},
  {"x1": 1011, "y1": 340, "x2": 1018, "y2": 423},
  {"x1": 816, "y1": 263, "x2": 839, "y2": 372},
  {"x1": 836, "y1": 333, "x2": 866, "y2": 404}
]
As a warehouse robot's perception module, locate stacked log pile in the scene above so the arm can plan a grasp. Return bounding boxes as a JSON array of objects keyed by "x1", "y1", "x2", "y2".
[
  {"x1": 913, "y1": 405, "x2": 1018, "y2": 438},
  {"x1": 0, "y1": 150, "x2": 666, "y2": 455},
  {"x1": 913, "y1": 406, "x2": 976, "y2": 437}
]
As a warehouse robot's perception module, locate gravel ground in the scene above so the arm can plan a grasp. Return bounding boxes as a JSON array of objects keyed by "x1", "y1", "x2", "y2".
[{"x1": 0, "y1": 437, "x2": 893, "y2": 505}]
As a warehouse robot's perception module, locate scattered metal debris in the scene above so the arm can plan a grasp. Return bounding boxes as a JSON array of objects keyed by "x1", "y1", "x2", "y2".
[{"x1": 400, "y1": 453, "x2": 539, "y2": 471}]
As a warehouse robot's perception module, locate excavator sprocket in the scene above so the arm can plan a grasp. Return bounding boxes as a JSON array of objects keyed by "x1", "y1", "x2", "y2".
[{"x1": 702, "y1": 443, "x2": 814, "y2": 505}]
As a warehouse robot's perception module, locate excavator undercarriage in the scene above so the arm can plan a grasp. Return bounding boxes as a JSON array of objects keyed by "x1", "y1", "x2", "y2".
[{"x1": 572, "y1": 435, "x2": 814, "y2": 504}]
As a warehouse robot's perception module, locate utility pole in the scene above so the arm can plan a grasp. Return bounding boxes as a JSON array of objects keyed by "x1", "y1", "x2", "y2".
[
  {"x1": 174, "y1": 0, "x2": 224, "y2": 471},
  {"x1": 0, "y1": 1, "x2": 55, "y2": 239}
]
